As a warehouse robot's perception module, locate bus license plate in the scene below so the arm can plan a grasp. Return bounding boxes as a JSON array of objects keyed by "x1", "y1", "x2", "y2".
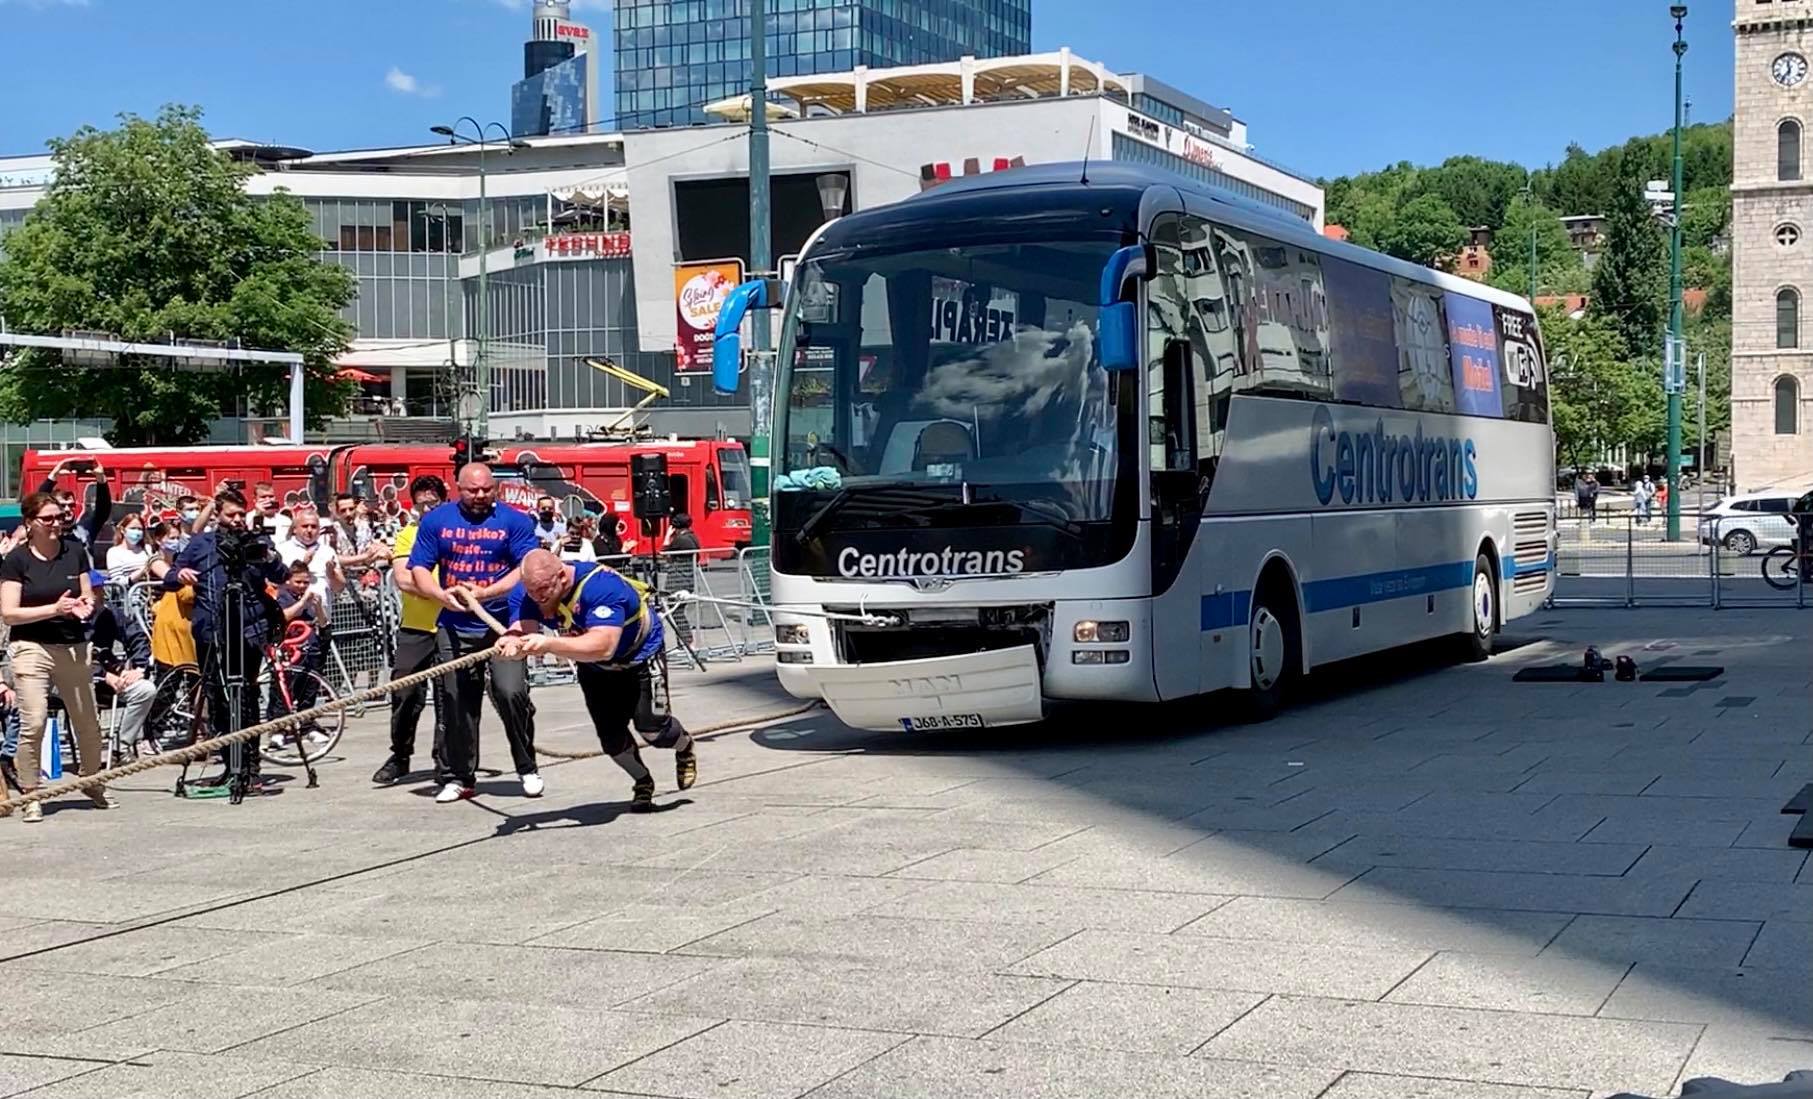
[{"x1": 903, "y1": 714, "x2": 984, "y2": 731}]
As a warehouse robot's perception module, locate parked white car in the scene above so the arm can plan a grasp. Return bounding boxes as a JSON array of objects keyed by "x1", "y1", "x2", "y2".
[{"x1": 1697, "y1": 490, "x2": 1810, "y2": 555}]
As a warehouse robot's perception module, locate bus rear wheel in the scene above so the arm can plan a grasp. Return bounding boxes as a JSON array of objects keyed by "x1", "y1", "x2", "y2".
[
  {"x1": 1460, "y1": 552, "x2": 1496, "y2": 663},
  {"x1": 1241, "y1": 587, "x2": 1299, "y2": 722}
]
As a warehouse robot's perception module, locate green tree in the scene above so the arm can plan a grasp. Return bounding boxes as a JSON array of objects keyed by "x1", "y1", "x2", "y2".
[
  {"x1": 1590, "y1": 176, "x2": 1669, "y2": 359},
  {"x1": 1376, "y1": 193, "x2": 1467, "y2": 267},
  {"x1": 1419, "y1": 155, "x2": 1527, "y2": 229},
  {"x1": 1680, "y1": 184, "x2": 1731, "y2": 249},
  {"x1": 1486, "y1": 195, "x2": 1584, "y2": 295},
  {"x1": 0, "y1": 105, "x2": 354, "y2": 445},
  {"x1": 1544, "y1": 308, "x2": 1666, "y2": 466}
]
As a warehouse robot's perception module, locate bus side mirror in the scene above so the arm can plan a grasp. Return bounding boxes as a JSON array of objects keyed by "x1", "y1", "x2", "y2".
[
  {"x1": 712, "y1": 278, "x2": 785, "y2": 396},
  {"x1": 1098, "y1": 242, "x2": 1154, "y2": 372}
]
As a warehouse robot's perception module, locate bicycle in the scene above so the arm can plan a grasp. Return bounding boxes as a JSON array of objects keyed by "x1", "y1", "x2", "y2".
[
  {"x1": 258, "y1": 621, "x2": 345, "y2": 767},
  {"x1": 1761, "y1": 544, "x2": 1811, "y2": 590}
]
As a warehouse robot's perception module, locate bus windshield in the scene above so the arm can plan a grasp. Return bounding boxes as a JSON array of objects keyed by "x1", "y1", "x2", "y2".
[
  {"x1": 774, "y1": 238, "x2": 1129, "y2": 528},
  {"x1": 718, "y1": 447, "x2": 752, "y2": 510}
]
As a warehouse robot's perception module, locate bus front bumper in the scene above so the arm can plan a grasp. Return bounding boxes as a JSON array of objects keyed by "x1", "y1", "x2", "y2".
[{"x1": 783, "y1": 645, "x2": 1045, "y2": 732}]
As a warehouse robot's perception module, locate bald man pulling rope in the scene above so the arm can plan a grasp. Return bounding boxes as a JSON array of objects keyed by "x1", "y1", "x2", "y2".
[{"x1": 497, "y1": 549, "x2": 696, "y2": 811}]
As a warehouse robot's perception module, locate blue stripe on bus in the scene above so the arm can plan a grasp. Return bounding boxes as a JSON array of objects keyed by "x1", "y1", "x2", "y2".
[{"x1": 1199, "y1": 554, "x2": 1552, "y2": 632}]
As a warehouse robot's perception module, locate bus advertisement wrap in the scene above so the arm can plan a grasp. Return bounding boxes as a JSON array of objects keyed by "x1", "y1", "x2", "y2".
[{"x1": 1444, "y1": 292, "x2": 1503, "y2": 418}]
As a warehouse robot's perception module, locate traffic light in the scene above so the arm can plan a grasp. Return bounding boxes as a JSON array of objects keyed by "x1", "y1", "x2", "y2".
[{"x1": 450, "y1": 435, "x2": 486, "y2": 468}]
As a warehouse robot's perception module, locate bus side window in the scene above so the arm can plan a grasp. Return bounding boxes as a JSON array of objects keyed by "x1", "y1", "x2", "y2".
[
  {"x1": 705, "y1": 466, "x2": 721, "y2": 512},
  {"x1": 1159, "y1": 339, "x2": 1197, "y2": 473},
  {"x1": 668, "y1": 473, "x2": 690, "y2": 518}
]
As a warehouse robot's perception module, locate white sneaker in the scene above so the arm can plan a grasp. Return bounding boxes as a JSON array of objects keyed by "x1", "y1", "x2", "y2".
[
  {"x1": 521, "y1": 773, "x2": 545, "y2": 798},
  {"x1": 434, "y1": 782, "x2": 474, "y2": 804}
]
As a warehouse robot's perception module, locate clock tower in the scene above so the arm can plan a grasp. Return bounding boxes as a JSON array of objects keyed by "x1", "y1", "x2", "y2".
[{"x1": 1733, "y1": 2, "x2": 1813, "y2": 489}]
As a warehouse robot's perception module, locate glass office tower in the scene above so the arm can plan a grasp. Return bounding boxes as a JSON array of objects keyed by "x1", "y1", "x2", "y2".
[{"x1": 614, "y1": 0, "x2": 1032, "y2": 129}]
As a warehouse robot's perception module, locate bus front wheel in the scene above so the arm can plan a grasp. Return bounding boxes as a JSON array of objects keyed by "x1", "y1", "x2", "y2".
[
  {"x1": 1460, "y1": 552, "x2": 1496, "y2": 663},
  {"x1": 1242, "y1": 587, "x2": 1299, "y2": 722}
]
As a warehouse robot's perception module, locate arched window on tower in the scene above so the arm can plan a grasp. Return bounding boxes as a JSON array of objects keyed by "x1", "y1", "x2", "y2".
[
  {"x1": 1782, "y1": 119, "x2": 1803, "y2": 182},
  {"x1": 1779, "y1": 288, "x2": 1801, "y2": 349},
  {"x1": 1777, "y1": 375, "x2": 1801, "y2": 436}
]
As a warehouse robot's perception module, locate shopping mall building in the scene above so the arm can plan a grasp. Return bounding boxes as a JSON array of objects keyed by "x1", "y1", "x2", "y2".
[{"x1": 0, "y1": 49, "x2": 1323, "y2": 462}]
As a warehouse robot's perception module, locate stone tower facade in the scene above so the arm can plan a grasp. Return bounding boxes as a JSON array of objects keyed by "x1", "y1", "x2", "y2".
[{"x1": 1734, "y1": 2, "x2": 1813, "y2": 489}]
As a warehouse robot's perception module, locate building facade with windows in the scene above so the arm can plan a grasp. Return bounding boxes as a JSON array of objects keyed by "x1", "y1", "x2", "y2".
[
  {"x1": 1734, "y1": 3, "x2": 1813, "y2": 489},
  {"x1": 0, "y1": 48, "x2": 1321, "y2": 447},
  {"x1": 614, "y1": 0, "x2": 1031, "y2": 129},
  {"x1": 511, "y1": 0, "x2": 601, "y2": 137}
]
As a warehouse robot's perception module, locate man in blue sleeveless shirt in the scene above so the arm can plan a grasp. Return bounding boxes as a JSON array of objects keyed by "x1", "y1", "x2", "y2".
[
  {"x1": 407, "y1": 463, "x2": 544, "y2": 804},
  {"x1": 500, "y1": 548, "x2": 697, "y2": 810}
]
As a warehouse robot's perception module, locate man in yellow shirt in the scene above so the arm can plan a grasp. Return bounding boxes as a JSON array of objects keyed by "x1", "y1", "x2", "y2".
[{"x1": 373, "y1": 475, "x2": 448, "y2": 786}]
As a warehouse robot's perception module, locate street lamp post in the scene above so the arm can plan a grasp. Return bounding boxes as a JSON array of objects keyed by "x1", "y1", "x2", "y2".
[
  {"x1": 747, "y1": 0, "x2": 773, "y2": 546},
  {"x1": 420, "y1": 203, "x2": 455, "y2": 417},
  {"x1": 1523, "y1": 180, "x2": 1538, "y2": 302},
  {"x1": 431, "y1": 119, "x2": 529, "y2": 443},
  {"x1": 1665, "y1": 6, "x2": 1688, "y2": 542}
]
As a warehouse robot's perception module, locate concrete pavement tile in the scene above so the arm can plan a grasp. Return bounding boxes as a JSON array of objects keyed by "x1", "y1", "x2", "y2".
[
  {"x1": 678, "y1": 913, "x2": 1067, "y2": 970},
  {"x1": 1026, "y1": 850, "x2": 1357, "y2": 899},
  {"x1": 77, "y1": 983, "x2": 381, "y2": 1054},
  {"x1": 1384, "y1": 951, "x2": 1630, "y2": 1014},
  {"x1": 624, "y1": 956, "x2": 1071, "y2": 1037},
  {"x1": 1311, "y1": 808, "x2": 1608, "y2": 843},
  {"x1": 1177, "y1": 897, "x2": 1569, "y2": 956},
  {"x1": 1598, "y1": 962, "x2": 1813, "y2": 1035},
  {"x1": 151, "y1": 934, "x2": 434, "y2": 987},
  {"x1": 0, "y1": 879, "x2": 249, "y2": 924},
  {"x1": 1317, "y1": 1071, "x2": 1589, "y2": 1098},
  {"x1": 0, "y1": 922, "x2": 248, "y2": 978},
  {"x1": 1545, "y1": 915, "x2": 1763, "y2": 970},
  {"x1": 311, "y1": 942, "x2": 724, "y2": 1009},
  {"x1": 170, "y1": 886, "x2": 392, "y2": 935},
  {"x1": 1642, "y1": 775, "x2": 1813, "y2": 800},
  {"x1": 633, "y1": 837, "x2": 960, "y2": 877},
  {"x1": 1674, "y1": 1028, "x2": 1813, "y2": 1084},
  {"x1": 1329, "y1": 867, "x2": 1699, "y2": 917},
  {"x1": 809, "y1": 815, "x2": 1087, "y2": 854},
  {"x1": 1199, "y1": 995, "x2": 1700, "y2": 1094},
  {"x1": 1740, "y1": 919, "x2": 1813, "y2": 972},
  {"x1": 1311, "y1": 836, "x2": 1644, "y2": 876},
  {"x1": 253, "y1": 1067, "x2": 581, "y2": 1098},
  {"x1": 236, "y1": 998, "x2": 718, "y2": 1087},
  {"x1": 806, "y1": 1036, "x2": 1338, "y2": 1099},
  {"x1": 1674, "y1": 880, "x2": 1813, "y2": 922},
  {"x1": 0, "y1": 972, "x2": 191, "y2": 1038},
  {"x1": 10, "y1": 1050, "x2": 316, "y2": 1098},
  {"x1": 1625, "y1": 846, "x2": 1810, "y2": 882},
  {"x1": 734, "y1": 873, "x2": 936, "y2": 917},
  {"x1": 0, "y1": 1056, "x2": 101, "y2": 1097},
  {"x1": 524, "y1": 901, "x2": 775, "y2": 954},
  {"x1": 1582, "y1": 817, "x2": 1750, "y2": 847},
  {"x1": 1546, "y1": 794, "x2": 1790, "y2": 824},
  {"x1": 984, "y1": 981, "x2": 1265, "y2": 1055},
  {"x1": 862, "y1": 879, "x2": 1225, "y2": 933},
  {"x1": 1512, "y1": 772, "x2": 1663, "y2": 796},
  {"x1": 586, "y1": 1019, "x2": 906, "y2": 1099},
  {"x1": 885, "y1": 847, "x2": 1083, "y2": 883},
  {"x1": 1006, "y1": 928, "x2": 1430, "y2": 999}
]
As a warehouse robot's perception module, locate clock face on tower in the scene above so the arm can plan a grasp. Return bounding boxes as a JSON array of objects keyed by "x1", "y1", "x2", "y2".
[{"x1": 1774, "y1": 52, "x2": 1809, "y2": 88}]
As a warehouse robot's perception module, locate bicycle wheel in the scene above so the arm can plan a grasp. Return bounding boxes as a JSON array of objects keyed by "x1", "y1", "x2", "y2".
[
  {"x1": 1761, "y1": 545, "x2": 1801, "y2": 590},
  {"x1": 260, "y1": 670, "x2": 345, "y2": 766},
  {"x1": 145, "y1": 665, "x2": 208, "y2": 752}
]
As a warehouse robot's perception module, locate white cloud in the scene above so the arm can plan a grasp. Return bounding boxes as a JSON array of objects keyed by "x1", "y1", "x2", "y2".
[{"x1": 384, "y1": 67, "x2": 440, "y2": 98}]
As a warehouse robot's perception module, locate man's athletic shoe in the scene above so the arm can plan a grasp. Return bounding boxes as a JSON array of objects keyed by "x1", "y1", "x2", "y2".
[
  {"x1": 675, "y1": 747, "x2": 697, "y2": 791},
  {"x1": 434, "y1": 782, "x2": 475, "y2": 804},
  {"x1": 371, "y1": 757, "x2": 408, "y2": 785},
  {"x1": 521, "y1": 772, "x2": 545, "y2": 798},
  {"x1": 630, "y1": 776, "x2": 655, "y2": 812},
  {"x1": 85, "y1": 788, "x2": 117, "y2": 809},
  {"x1": 20, "y1": 801, "x2": 42, "y2": 823}
]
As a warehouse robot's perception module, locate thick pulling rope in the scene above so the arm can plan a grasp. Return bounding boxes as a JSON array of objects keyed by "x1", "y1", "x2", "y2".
[{"x1": 0, "y1": 643, "x2": 500, "y2": 816}]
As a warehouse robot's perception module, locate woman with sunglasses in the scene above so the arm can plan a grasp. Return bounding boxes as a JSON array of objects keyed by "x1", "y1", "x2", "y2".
[{"x1": 0, "y1": 492, "x2": 114, "y2": 821}]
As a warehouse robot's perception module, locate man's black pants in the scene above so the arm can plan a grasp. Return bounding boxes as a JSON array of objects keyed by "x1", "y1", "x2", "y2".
[
  {"x1": 575, "y1": 659, "x2": 690, "y2": 756},
  {"x1": 388, "y1": 628, "x2": 443, "y2": 768},
  {"x1": 434, "y1": 626, "x2": 536, "y2": 787},
  {"x1": 194, "y1": 637, "x2": 264, "y2": 775}
]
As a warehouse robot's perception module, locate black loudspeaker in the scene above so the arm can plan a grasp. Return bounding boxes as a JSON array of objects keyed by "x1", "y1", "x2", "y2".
[{"x1": 632, "y1": 453, "x2": 671, "y2": 519}]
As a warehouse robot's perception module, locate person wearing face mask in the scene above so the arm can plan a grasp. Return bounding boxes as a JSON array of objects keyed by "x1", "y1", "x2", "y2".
[
  {"x1": 533, "y1": 496, "x2": 567, "y2": 551},
  {"x1": 147, "y1": 519, "x2": 197, "y2": 681},
  {"x1": 177, "y1": 496, "x2": 202, "y2": 541},
  {"x1": 105, "y1": 515, "x2": 152, "y2": 585}
]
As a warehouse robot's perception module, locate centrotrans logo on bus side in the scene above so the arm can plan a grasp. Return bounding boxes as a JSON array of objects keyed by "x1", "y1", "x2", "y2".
[{"x1": 1310, "y1": 404, "x2": 1479, "y2": 507}]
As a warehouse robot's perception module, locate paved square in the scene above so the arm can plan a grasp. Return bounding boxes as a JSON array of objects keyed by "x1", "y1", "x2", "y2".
[{"x1": 0, "y1": 608, "x2": 1804, "y2": 1096}]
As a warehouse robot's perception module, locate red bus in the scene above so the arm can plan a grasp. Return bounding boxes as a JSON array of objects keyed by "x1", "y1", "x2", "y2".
[{"x1": 21, "y1": 438, "x2": 755, "y2": 555}]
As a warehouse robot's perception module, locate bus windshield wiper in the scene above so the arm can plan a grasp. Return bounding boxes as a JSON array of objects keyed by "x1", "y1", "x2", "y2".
[{"x1": 795, "y1": 488, "x2": 853, "y2": 545}]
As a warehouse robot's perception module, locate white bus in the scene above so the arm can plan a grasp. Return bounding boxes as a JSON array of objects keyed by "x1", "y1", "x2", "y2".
[{"x1": 715, "y1": 162, "x2": 1555, "y2": 731}]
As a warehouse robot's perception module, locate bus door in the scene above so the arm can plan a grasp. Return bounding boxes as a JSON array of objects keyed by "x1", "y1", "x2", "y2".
[{"x1": 1145, "y1": 213, "x2": 1209, "y2": 700}]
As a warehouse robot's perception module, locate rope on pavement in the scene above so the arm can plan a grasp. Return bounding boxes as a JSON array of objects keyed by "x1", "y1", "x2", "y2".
[
  {"x1": 530, "y1": 699, "x2": 824, "y2": 761},
  {"x1": 0, "y1": 644, "x2": 502, "y2": 817}
]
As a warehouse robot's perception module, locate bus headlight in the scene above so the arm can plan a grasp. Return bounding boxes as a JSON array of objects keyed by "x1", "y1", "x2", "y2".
[
  {"x1": 778, "y1": 651, "x2": 814, "y2": 664},
  {"x1": 1073, "y1": 620, "x2": 1129, "y2": 643},
  {"x1": 1072, "y1": 650, "x2": 1130, "y2": 665},
  {"x1": 775, "y1": 624, "x2": 810, "y2": 646}
]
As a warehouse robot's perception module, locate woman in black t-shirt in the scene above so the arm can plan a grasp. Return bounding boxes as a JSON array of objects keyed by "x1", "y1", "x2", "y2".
[{"x1": 0, "y1": 491, "x2": 114, "y2": 821}]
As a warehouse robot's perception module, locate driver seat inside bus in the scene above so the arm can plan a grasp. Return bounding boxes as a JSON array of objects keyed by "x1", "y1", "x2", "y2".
[{"x1": 912, "y1": 421, "x2": 974, "y2": 472}]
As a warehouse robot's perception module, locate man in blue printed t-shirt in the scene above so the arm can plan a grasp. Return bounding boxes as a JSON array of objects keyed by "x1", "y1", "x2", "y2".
[
  {"x1": 500, "y1": 548, "x2": 697, "y2": 811},
  {"x1": 407, "y1": 463, "x2": 544, "y2": 804}
]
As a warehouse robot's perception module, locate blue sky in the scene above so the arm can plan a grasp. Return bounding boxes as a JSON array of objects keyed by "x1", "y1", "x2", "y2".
[{"x1": 0, "y1": 0, "x2": 1734, "y2": 179}]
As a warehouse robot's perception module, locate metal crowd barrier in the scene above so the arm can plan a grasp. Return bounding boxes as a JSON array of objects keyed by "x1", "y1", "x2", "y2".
[{"x1": 1551, "y1": 511, "x2": 1810, "y2": 610}]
